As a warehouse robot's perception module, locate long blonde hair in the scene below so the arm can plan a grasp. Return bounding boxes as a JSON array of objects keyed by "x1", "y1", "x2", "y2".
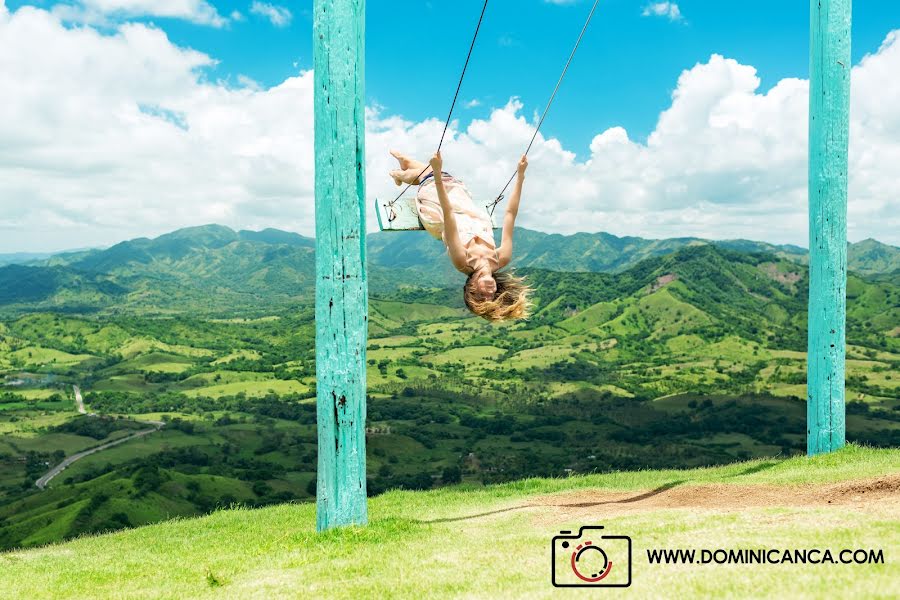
[{"x1": 463, "y1": 270, "x2": 533, "y2": 322}]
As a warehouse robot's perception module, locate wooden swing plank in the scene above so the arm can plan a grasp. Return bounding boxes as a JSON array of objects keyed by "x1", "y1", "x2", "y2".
[
  {"x1": 375, "y1": 196, "x2": 425, "y2": 231},
  {"x1": 375, "y1": 195, "x2": 499, "y2": 232}
]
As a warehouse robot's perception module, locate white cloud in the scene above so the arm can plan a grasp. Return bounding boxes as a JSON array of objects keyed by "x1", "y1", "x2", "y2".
[
  {"x1": 236, "y1": 74, "x2": 261, "y2": 90},
  {"x1": 642, "y1": 2, "x2": 684, "y2": 22},
  {"x1": 54, "y1": 0, "x2": 229, "y2": 27},
  {"x1": 465, "y1": 99, "x2": 481, "y2": 109},
  {"x1": 0, "y1": 4, "x2": 897, "y2": 253},
  {"x1": 250, "y1": 1, "x2": 291, "y2": 27}
]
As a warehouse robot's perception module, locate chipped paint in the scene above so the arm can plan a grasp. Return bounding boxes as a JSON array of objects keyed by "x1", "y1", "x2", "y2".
[
  {"x1": 807, "y1": 0, "x2": 850, "y2": 455},
  {"x1": 314, "y1": 0, "x2": 368, "y2": 530}
]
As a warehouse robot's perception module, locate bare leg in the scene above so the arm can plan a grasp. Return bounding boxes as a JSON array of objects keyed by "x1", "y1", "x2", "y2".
[
  {"x1": 391, "y1": 149, "x2": 428, "y2": 172},
  {"x1": 389, "y1": 150, "x2": 431, "y2": 186}
]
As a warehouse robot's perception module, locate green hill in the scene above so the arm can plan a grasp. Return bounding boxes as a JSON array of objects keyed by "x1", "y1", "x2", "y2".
[
  {"x1": 368, "y1": 226, "x2": 815, "y2": 276},
  {"x1": 368, "y1": 226, "x2": 897, "y2": 278},
  {"x1": 0, "y1": 252, "x2": 54, "y2": 266},
  {"x1": 848, "y1": 238, "x2": 900, "y2": 275},
  {"x1": 0, "y1": 225, "x2": 900, "y2": 312},
  {"x1": 0, "y1": 445, "x2": 896, "y2": 599},
  {"x1": 2, "y1": 226, "x2": 895, "y2": 315},
  {"x1": 0, "y1": 228, "x2": 897, "y2": 553}
]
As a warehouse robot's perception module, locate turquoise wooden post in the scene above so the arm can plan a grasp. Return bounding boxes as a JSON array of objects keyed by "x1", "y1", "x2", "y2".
[
  {"x1": 807, "y1": 0, "x2": 851, "y2": 455},
  {"x1": 313, "y1": 0, "x2": 368, "y2": 529}
]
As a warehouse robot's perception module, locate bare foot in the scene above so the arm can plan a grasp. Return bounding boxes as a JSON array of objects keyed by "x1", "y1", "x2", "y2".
[
  {"x1": 391, "y1": 150, "x2": 429, "y2": 174},
  {"x1": 390, "y1": 167, "x2": 426, "y2": 186},
  {"x1": 390, "y1": 150, "x2": 414, "y2": 170}
]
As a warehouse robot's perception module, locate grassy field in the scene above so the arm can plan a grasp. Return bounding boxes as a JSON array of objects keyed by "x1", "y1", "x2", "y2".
[
  {"x1": 0, "y1": 445, "x2": 896, "y2": 599},
  {"x1": 0, "y1": 244, "x2": 897, "y2": 553}
]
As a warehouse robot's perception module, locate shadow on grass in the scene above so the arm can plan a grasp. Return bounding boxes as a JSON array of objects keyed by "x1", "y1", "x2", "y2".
[
  {"x1": 417, "y1": 480, "x2": 686, "y2": 524},
  {"x1": 417, "y1": 504, "x2": 532, "y2": 524},
  {"x1": 553, "y1": 480, "x2": 686, "y2": 508},
  {"x1": 724, "y1": 461, "x2": 780, "y2": 478}
]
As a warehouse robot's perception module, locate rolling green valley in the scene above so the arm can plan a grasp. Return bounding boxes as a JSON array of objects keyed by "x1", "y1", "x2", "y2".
[{"x1": 0, "y1": 226, "x2": 897, "y2": 551}]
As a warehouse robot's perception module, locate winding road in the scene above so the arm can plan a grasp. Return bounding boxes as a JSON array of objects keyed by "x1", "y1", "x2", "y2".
[
  {"x1": 35, "y1": 425, "x2": 163, "y2": 489},
  {"x1": 34, "y1": 386, "x2": 165, "y2": 490}
]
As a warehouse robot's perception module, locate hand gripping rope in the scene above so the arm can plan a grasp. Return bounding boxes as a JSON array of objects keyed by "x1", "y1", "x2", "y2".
[{"x1": 486, "y1": 0, "x2": 601, "y2": 217}]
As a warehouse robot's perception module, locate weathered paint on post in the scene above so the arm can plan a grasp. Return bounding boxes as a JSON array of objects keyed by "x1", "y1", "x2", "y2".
[
  {"x1": 313, "y1": 0, "x2": 368, "y2": 529},
  {"x1": 807, "y1": 0, "x2": 851, "y2": 455}
]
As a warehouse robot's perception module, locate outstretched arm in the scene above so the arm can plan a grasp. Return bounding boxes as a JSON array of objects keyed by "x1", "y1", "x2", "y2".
[
  {"x1": 430, "y1": 152, "x2": 469, "y2": 272},
  {"x1": 498, "y1": 155, "x2": 527, "y2": 268}
]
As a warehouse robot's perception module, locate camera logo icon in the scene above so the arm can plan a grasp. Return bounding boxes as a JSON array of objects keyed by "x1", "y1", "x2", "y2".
[{"x1": 551, "y1": 525, "x2": 632, "y2": 588}]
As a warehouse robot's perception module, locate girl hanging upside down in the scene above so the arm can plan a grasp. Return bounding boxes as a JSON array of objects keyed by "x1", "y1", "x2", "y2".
[{"x1": 389, "y1": 149, "x2": 533, "y2": 321}]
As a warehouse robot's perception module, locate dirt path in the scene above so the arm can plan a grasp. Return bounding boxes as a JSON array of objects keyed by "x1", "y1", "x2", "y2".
[
  {"x1": 422, "y1": 474, "x2": 900, "y2": 526},
  {"x1": 526, "y1": 474, "x2": 900, "y2": 524},
  {"x1": 73, "y1": 385, "x2": 86, "y2": 415}
]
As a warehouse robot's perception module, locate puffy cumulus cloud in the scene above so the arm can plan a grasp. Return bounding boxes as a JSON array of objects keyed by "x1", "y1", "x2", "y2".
[
  {"x1": 847, "y1": 31, "x2": 900, "y2": 226},
  {"x1": 0, "y1": 3, "x2": 898, "y2": 252},
  {"x1": 573, "y1": 55, "x2": 813, "y2": 241},
  {"x1": 53, "y1": 0, "x2": 229, "y2": 27},
  {"x1": 372, "y1": 45, "x2": 898, "y2": 246},
  {"x1": 249, "y1": 2, "x2": 291, "y2": 27},
  {"x1": 564, "y1": 42, "x2": 897, "y2": 246},
  {"x1": 0, "y1": 5, "x2": 310, "y2": 250},
  {"x1": 642, "y1": 2, "x2": 684, "y2": 22}
]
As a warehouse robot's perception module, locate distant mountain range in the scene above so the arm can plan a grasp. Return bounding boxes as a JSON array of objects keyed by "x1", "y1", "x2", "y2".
[
  {"x1": 0, "y1": 224, "x2": 896, "y2": 315},
  {"x1": 369, "y1": 228, "x2": 899, "y2": 277},
  {"x1": 9, "y1": 225, "x2": 896, "y2": 274},
  {"x1": 0, "y1": 252, "x2": 54, "y2": 266}
]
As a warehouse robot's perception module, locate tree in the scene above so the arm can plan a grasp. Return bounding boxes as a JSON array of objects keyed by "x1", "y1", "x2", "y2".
[{"x1": 441, "y1": 466, "x2": 462, "y2": 484}]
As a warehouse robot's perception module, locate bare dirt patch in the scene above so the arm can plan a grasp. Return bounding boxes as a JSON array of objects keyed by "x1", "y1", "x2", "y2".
[
  {"x1": 525, "y1": 474, "x2": 900, "y2": 524},
  {"x1": 419, "y1": 475, "x2": 900, "y2": 527},
  {"x1": 758, "y1": 262, "x2": 803, "y2": 288},
  {"x1": 648, "y1": 273, "x2": 677, "y2": 293}
]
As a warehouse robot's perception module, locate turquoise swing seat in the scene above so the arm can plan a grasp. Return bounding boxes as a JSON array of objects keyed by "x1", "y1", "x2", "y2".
[
  {"x1": 374, "y1": 196, "x2": 423, "y2": 231},
  {"x1": 374, "y1": 196, "x2": 498, "y2": 232}
]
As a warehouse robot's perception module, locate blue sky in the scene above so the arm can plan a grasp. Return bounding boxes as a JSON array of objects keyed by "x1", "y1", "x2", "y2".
[
  {"x1": 8, "y1": 0, "x2": 899, "y2": 154},
  {"x1": 369, "y1": 0, "x2": 900, "y2": 153},
  {"x1": 1, "y1": 1, "x2": 899, "y2": 251}
]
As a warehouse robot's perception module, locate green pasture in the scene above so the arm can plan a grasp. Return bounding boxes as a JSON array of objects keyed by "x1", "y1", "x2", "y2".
[
  {"x1": 53, "y1": 430, "x2": 202, "y2": 484},
  {"x1": 8, "y1": 346, "x2": 94, "y2": 368},
  {"x1": 0, "y1": 446, "x2": 896, "y2": 600},
  {"x1": 212, "y1": 350, "x2": 262, "y2": 365},
  {"x1": 181, "y1": 378, "x2": 309, "y2": 399},
  {"x1": 118, "y1": 352, "x2": 195, "y2": 373}
]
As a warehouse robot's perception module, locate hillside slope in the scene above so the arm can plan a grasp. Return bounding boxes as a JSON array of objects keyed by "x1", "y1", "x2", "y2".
[
  {"x1": 0, "y1": 446, "x2": 896, "y2": 599},
  {"x1": 849, "y1": 238, "x2": 900, "y2": 275},
  {"x1": 2, "y1": 226, "x2": 896, "y2": 315},
  {"x1": 0, "y1": 235, "x2": 896, "y2": 553}
]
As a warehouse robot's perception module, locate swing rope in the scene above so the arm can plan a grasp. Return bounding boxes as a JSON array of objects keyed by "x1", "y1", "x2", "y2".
[
  {"x1": 384, "y1": 0, "x2": 490, "y2": 222},
  {"x1": 486, "y1": 0, "x2": 601, "y2": 217}
]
